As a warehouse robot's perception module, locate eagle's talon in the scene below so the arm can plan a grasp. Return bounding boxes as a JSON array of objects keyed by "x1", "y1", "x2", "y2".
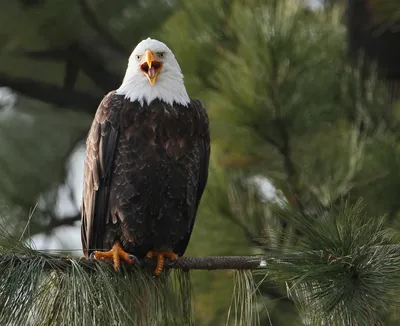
[
  {"x1": 128, "y1": 254, "x2": 137, "y2": 265},
  {"x1": 89, "y1": 252, "x2": 96, "y2": 260},
  {"x1": 91, "y1": 242, "x2": 136, "y2": 272},
  {"x1": 128, "y1": 254, "x2": 137, "y2": 261},
  {"x1": 145, "y1": 250, "x2": 178, "y2": 276}
]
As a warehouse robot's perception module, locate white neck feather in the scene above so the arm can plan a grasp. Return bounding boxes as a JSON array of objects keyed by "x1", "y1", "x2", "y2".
[{"x1": 116, "y1": 62, "x2": 190, "y2": 107}]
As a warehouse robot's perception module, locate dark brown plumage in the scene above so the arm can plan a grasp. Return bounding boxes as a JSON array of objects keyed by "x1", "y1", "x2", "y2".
[{"x1": 81, "y1": 91, "x2": 210, "y2": 261}]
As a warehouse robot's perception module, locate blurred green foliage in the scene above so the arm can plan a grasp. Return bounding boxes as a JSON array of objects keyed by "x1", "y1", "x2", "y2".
[{"x1": 1, "y1": 0, "x2": 400, "y2": 324}]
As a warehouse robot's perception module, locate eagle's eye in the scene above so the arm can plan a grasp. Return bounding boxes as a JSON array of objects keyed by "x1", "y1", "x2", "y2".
[
  {"x1": 157, "y1": 52, "x2": 165, "y2": 59},
  {"x1": 135, "y1": 55, "x2": 141, "y2": 61}
]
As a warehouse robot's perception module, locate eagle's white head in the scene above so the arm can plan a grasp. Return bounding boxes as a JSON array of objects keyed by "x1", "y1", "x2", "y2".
[{"x1": 116, "y1": 38, "x2": 190, "y2": 107}]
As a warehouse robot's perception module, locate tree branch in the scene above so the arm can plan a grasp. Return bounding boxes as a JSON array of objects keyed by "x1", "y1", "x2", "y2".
[
  {"x1": 0, "y1": 73, "x2": 101, "y2": 111},
  {"x1": 5, "y1": 253, "x2": 268, "y2": 272},
  {"x1": 266, "y1": 42, "x2": 307, "y2": 217},
  {"x1": 78, "y1": 0, "x2": 129, "y2": 56},
  {"x1": 5, "y1": 243, "x2": 400, "y2": 272},
  {"x1": 20, "y1": 213, "x2": 81, "y2": 240},
  {"x1": 18, "y1": 0, "x2": 43, "y2": 8},
  {"x1": 16, "y1": 42, "x2": 122, "y2": 92},
  {"x1": 72, "y1": 42, "x2": 122, "y2": 91},
  {"x1": 39, "y1": 214, "x2": 81, "y2": 235},
  {"x1": 276, "y1": 118, "x2": 306, "y2": 215},
  {"x1": 16, "y1": 48, "x2": 67, "y2": 61}
]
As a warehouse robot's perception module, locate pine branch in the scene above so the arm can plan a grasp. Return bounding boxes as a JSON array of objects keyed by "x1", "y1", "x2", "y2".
[
  {"x1": 16, "y1": 41, "x2": 122, "y2": 92},
  {"x1": 25, "y1": 213, "x2": 81, "y2": 238},
  {"x1": 60, "y1": 42, "x2": 122, "y2": 92},
  {"x1": 78, "y1": 0, "x2": 130, "y2": 56},
  {"x1": 16, "y1": 48, "x2": 67, "y2": 60},
  {"x1": 18, "y1": 0, "x2": 43, "y2": 7},
  {"x1": 5, "y1": 244, "x2": 400, "y2": 272},
  {"x1": 45, "y1": 214, "x2": 81, "y2": 231},
  {"x1": 1, "y1": 245, "x2": 198, "y2": 326},
  {"x1": 0, "y1": 73, "x2": 100, "y2": 111},
  {"x1": 276, "y1": 118, "x2": 306, "y2": 216},
  {"x1": 4, "y1": 253, "x2": 268, "y2": 272},
  {"x1": 265, "y1": 39, "x2": 307, "y2": 217},
  {"x1": 2, "y1": 200, "x2": 399, "y2": 326}
]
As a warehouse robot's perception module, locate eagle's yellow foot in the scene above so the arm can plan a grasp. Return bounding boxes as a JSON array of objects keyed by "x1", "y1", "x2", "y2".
[
  {"x1": 146, "y1": 250, "x2": 178, "y2": 276},
  {"x1": 90, "y1": 241, "x2": 136, "y2": 272}
]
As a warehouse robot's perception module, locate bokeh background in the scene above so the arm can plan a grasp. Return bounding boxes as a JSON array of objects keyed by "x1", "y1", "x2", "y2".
[{"x1": 1, "y1": 0, "x2": 400, "y2": 324}]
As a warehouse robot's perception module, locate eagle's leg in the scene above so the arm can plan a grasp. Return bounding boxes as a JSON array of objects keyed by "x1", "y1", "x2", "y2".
[
  {"x1": 91, "y1": 241, "x2": 136, "y2": 272},
  {"x1": 145, "y1": 250, "x2": 178, "y2": 276}
]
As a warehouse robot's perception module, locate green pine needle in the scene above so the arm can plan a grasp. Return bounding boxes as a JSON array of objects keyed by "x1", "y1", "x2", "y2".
[
  {"x1": 262, "y1": 200, "x2": 400, "y2": 325},
  {"x1": 227, "y1": 270, "x2": 260, "y2": 326},
  {"x1": 0, "y1": 234, "x2": 193, "y2": 326}
]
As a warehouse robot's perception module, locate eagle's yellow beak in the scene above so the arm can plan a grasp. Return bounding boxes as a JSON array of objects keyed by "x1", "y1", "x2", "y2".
[{"x1": 141, "y1": 50, "x2": 162, "y2": 85}]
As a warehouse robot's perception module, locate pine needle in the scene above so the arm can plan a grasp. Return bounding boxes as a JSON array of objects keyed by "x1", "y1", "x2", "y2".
[
  {"x1": 262, "y1": 200, "x2": 400, "y2": 325},
  {"x1": 0, "y1": 232, "x2": 194, "y2": 326},
  {"x1": 227, "y1": 270, "x2": 260, "y2": 326}
]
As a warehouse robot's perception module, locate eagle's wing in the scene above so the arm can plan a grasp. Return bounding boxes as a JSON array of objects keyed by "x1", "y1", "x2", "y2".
[
  {"x1": 176, "y1": 99, "x2": 210, "y2": 255},
  {"x1": 193, "y1": 99, "x2": 210, "y2": 208},
  {"x1": 81, "y1": 91, "x2": 121, "y2": 257}
]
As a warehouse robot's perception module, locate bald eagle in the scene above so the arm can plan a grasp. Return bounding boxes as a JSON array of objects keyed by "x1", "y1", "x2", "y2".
[{"x1": 81, "y1": 38, "x2": 210, "y2": 275}]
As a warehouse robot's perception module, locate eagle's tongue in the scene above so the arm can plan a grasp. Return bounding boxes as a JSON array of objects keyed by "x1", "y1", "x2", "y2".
[{"x1": 148, "y1": 66, "x2": 156, "y2": 78}]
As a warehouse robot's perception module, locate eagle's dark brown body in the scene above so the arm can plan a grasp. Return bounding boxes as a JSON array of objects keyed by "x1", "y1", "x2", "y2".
[{"x1": 81, "y1": 91, "x2": 210, "y2": 258}]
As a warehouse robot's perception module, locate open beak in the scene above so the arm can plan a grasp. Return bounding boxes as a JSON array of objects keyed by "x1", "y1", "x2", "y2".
[{"x1": 140, "y1": 50, "x2": 162, "y2": 85}]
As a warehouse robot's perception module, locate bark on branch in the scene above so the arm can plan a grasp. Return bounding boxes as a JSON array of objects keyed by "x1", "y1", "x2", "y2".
[{"x1": 5, "y1": 253, "x2": 268, "y2": 272}]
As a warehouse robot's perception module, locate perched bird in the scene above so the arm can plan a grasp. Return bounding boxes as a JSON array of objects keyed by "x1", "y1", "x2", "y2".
[{"x1": 81, "y1": 38, "x2": 210, "y2": 275}]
